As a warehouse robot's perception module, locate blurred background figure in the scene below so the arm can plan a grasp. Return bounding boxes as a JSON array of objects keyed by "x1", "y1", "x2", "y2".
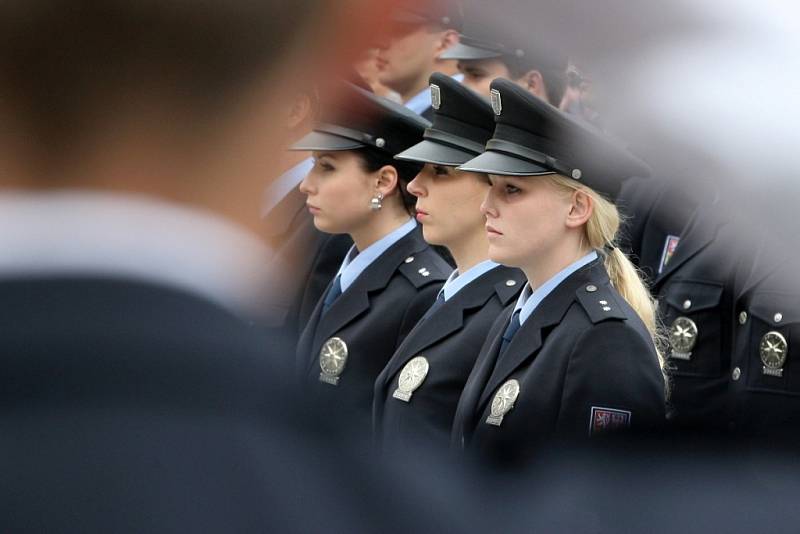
[
  {"x1": 559, "y1": 62, "x2": 602, "y2": 126},
  {"x1": 441, "y1": 7, "x2": 568, "y2": 106},
  {"x1": 377, "y1": 0, "x2": 464, "y2": 118},
  {"x1": 354, "y1": 47, "x2": 403, "y2": 102},
  {"x1": 0, "y1": 1, "x2": 473, "y2": 531}
]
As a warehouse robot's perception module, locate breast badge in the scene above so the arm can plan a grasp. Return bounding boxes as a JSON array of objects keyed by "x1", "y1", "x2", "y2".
[
  {"x1": 486, "y1": 379, "x2": 520, "y2": 426},
  {"x1": 392, "y1": 356, "x2": 429, "y2": 402},
  {"x1": 760, "y1": 331, "x2": 788, "y2": 377},
  {"x1": 319, "y1": 337, "x2": 348, "y2": 386},
  {"x1": 669, "y1": 316, "x2": 698, "y2": 360}
]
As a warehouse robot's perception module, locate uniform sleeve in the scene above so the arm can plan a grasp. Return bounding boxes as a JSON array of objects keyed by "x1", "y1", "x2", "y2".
[{"x1": 555, "y1": 321, "x2": 666, "y2": 437}]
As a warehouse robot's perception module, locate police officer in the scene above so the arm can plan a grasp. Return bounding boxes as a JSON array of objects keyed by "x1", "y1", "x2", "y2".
[
  {"x1": 293, "y1": 82, "x2": 450, "y2": 436},
  {"x1": 372, "y1": 73, "x2": 525, "y2": 455},
  {"x1": 451, "y1": 79, "x2": 666, "y2": 465},
  {"x1": 439, "y1": 15, "x2": 567, "y2": 105},
  {"x1": 377, "y1": 0, "x2": 464, "y2": 119},
  {"x1": 729, "y1": 239, "x2": 800, "y2": 438}
]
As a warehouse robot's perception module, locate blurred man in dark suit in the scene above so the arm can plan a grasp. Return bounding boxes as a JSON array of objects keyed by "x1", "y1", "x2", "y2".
[{"x1": 0, "y1": 1, "x2": 457, "y2": 532}]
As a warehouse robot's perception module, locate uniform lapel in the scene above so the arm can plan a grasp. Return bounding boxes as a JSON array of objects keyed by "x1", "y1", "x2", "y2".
[
  {"x1": 477, "y1": 261, "x2": 605, "y2": 408},
  {"x1": 308, "y1": 228, "x2": 427, "y2": 370},
  {"x1": 379, "y1": 266, "x2": 524, "y2": 388},
  {"x1": 653, "y1": 204, "x2": 722, "y2": 288},
  {"x1": 451, "y1": 307, "x2": 511, "y2": 447}
]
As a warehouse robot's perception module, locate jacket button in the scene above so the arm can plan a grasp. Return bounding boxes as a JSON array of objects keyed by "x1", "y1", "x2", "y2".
[
  {"x1": 738, "y1": 311, "x2": 747, "y2": 325},
  {"x1": 505, "y1": 280, "x2": 517, "y2": 287},
  {"x1": 586, "y1": 285, "x2": 597, "y2": 293},
  {"x1": 405, "y1": 256, "x2": 414, "y2": 263},
  {"x1": 732, "y1": 367, "x2": 741, "y2": 381}
]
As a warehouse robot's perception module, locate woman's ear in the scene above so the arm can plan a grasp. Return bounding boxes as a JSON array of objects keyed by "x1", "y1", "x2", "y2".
[
  {"x1": 565, "y1": 189, "x2": 593, "y2": 228},
  {"x1": 375, "y1": 165, "x2": 399, "y2": 196}
]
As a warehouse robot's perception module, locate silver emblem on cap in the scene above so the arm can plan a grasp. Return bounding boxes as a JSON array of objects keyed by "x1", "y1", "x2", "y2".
[
  {"x1": 572, "y1": 169, "x2": 583, "y2": 180},
  {"x1": 490, "y1": 89, "x2": 502, "y2": 116},
  {"x1": 375, "y1": 138, "x2": 386, "y2": 148},
  {"x1": 514, "y1": 49, "x2": 525, "y2": 58},
  {"x1": 430, "y1": 84, "x2": 442, "y2": 110}
]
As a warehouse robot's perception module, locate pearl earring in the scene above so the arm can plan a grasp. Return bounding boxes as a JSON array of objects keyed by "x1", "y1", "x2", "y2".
[{"x1": 370, "y1": 192, "x2": 384, "y2": 211}]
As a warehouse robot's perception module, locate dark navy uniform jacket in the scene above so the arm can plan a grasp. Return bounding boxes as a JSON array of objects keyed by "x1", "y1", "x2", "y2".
[
  {"x1": 296, "y1": 226, "x2": 450, "y2": 434},
  {"x1": 728, "y1": 242, "x2": 800, "y2": 438},
  {"x1": 649, "y1": 201, "x2": 741, "y2": 429},
  {"x1": 618, "y1": 177, "x2": 746, "y2": 430},
  {"x1": 373, "y1": 265, "x2": 525, "y2": 454},
  {"x1": 451, "y1": 259, "x2": 666, "y2": 465}
]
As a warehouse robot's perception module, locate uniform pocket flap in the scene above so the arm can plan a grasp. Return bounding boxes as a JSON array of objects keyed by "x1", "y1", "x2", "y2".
[
  {"x1": 663, "y1": 280, "x2": 723, "y2": 313},
  {"x1": 748, "y1": 291, "x2": 800, "y2": 325}
]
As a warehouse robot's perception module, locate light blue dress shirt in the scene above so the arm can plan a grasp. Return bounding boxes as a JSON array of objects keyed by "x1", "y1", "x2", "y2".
[
  {"x1": 336, "y1": 218, "x2": 418, "y2": 292},
  {"x1": 404, "y1": 73, "x2": 465, "y2": 115},
  {"x1": 438, "y1": 259, "x2": 500, "y2": 302},
  {"x1": 513, "y1": 251, "x2": 599, "y2": 325},
  {"x1": 261, "y1": 157, "x2": 314, "y2": 217}
]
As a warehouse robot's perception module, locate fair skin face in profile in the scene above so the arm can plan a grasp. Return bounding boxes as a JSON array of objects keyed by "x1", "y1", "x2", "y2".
[
  {"x1": 299, "y1": 150, "x2": 411, "y2": 252},
  {"x1": 480, "y1": 174, "x2": 593, "y2": 289},
  {"x1": 376, "y1": 23, "x2": 459, "y2": 102},
  {"x1": 456, "y1": 58, "x2": 550, "y2": 103},
  {"x1": 406, "y1": 164, "x2": 490, "y2": 273}
]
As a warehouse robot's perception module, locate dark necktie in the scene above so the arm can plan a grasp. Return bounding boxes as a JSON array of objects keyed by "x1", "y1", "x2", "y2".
[
  {"x1": 498, "y1": 310, "x2": 521, "y2": 358},
  {"x1": 322, "y1": 274, "x2": 342, "y2": 315}
]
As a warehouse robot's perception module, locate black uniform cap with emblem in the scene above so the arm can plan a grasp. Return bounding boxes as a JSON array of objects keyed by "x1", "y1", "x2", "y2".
[
  {"x1": 291, "y1": 81, "x2": 431, "y2": 156},
  {"x1": 458, "y1": 78, "x2": 650, "y2": 199},
  {"x1": 394, "y1": 72, "x2": 494, "y2": 166}
]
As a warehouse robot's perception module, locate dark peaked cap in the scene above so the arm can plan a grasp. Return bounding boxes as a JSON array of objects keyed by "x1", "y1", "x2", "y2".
[
  {"x1": 459, "y1": 78, "x2": 650, "y2": 198},
  {"x1": 395, "y1": 72, "x2": 494, "y2": 166},
  {"x1": 291, "y1": 81, "x2": 430, "y2": 156},
  {"x1": 391, "y1": 0, "x2": 463, "y2": 31}
]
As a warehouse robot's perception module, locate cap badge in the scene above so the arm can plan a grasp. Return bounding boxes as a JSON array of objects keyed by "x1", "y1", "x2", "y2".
[
  {"x1": 375, "y1": 138, "x2": 386, "y2": 148},
  {"x1": 490, "y1": 89, "x2": 502, "y2": 116},
  {"x1": 430, "y1": 84, "x2": 442, "y2": 110},
  {"x1": 571, "y1": 169, "x2": 583, "y2": 180}
]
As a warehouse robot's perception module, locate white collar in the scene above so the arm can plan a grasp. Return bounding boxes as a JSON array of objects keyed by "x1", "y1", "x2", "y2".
[{"x1": 0, "y1": 190, "x2": 275, "y2": 320}]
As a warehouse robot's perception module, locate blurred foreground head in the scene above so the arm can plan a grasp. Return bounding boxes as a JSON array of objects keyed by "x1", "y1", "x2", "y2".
[{"x1": 0, "y1": 0, "x2": 384, "y2": 233}]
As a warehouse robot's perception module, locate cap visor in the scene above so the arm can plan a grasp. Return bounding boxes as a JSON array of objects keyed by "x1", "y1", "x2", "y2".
[
  {"x1": 396, "y1": 139, "x2": 477, "y2": 166},
  {"x1": 458, "y1": 150, "x2": 553, "y2": 176},
  {"x1": 290, "y1": 131, "x2": 366, "y2": 151},
  {"x1": 440, "y1": 42, "x2": 502, "y2": 61}
]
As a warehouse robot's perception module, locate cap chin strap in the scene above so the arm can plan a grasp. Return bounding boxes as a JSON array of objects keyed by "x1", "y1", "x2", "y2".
[
  {"x1": 485, "y1": 138, "x2": 577, "y2": 178},
  {"x1": 423, "y1": 128, "x2": 485, "y2": 155}
]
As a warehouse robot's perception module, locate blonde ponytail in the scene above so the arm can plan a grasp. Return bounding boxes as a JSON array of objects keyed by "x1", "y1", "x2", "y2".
[{"x1": 544, "y1": 175, "x2": 665, "y2": 362}]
